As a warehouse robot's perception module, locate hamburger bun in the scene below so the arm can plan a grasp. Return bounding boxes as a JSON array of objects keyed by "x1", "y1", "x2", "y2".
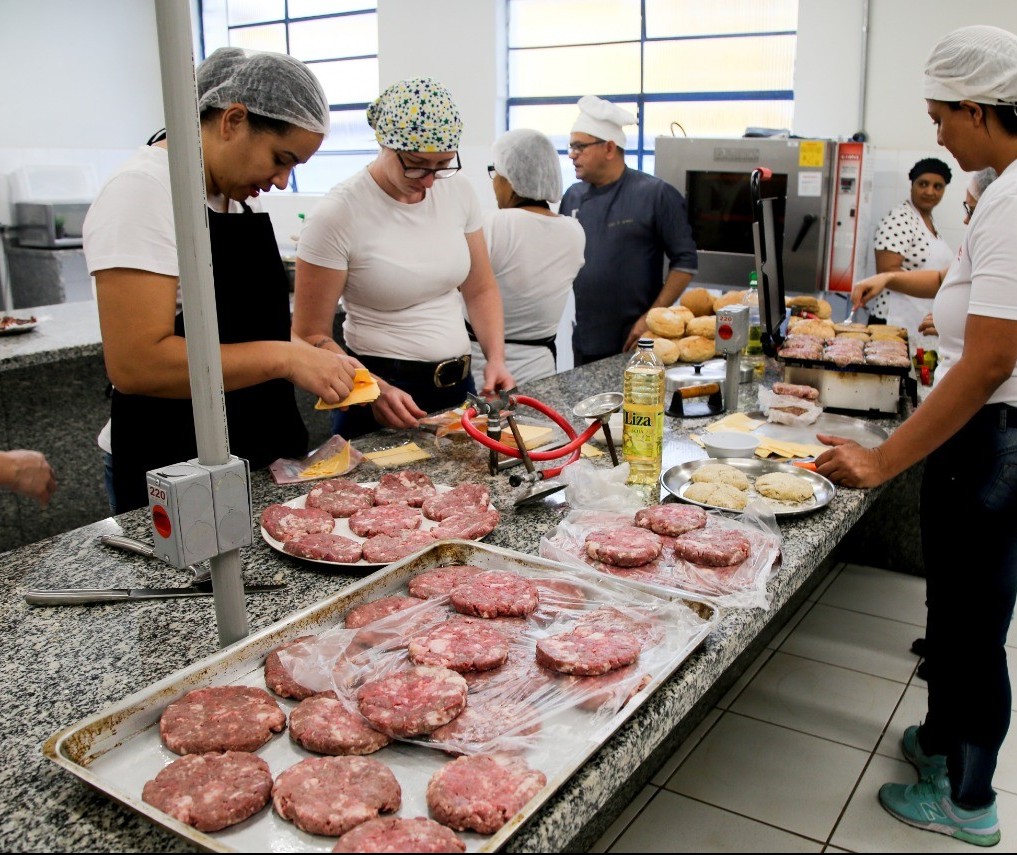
[
  {"x1": 645, "y1": 306, "x2": 688, "y2": 338},
  {"x1": 647, "y1": 336, "x2": 681, "y2": 365},
  {"x1": 679, "y1": 287, "x2": 715, "y2": 317},
  {"x1": 792, "y1": 319, "x2": 836, "y2": 340},
  {"x1": 814, "y1": 298, "x2": 833, "y2": 320},
  {"x1": 677, "y1": 335, "x2": 716, "y2": 363},
  {"x1": 786, "y1": 295, "x2": 821, "y2": 314},
  {"x1": 685, "y1": 315, "x2": 717, "y2": 339},
  {"x1": 712, "y1": 290, "x2": 746, "y2": 312}
]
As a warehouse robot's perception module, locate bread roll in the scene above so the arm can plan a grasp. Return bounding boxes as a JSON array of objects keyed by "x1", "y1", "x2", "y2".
[
  {"x1": 679, "y1": 287, "x2": 715, "y2": 317},
  {"x1": 685, "y1": 315, "x2": 717, "y2": 339},
  {"x1": 676, "y1": 335, "x2": 716, "y2": 363},
  {"x1": 833, "y1": 322, "x2": 868, "y2": 334},
  {"x1": 647, "y1": 336, "x2": 681, "y2": 365},
  {"x1": 869, "y1": 326, "x2": 908, "y2": 341},
  {"x1": 786, "y1": 295, "x2": 820, "y2": 314},
  {"x1": 646, "y1": 307, "x2": 687, "y2": 338},
  {"x1": 835, "y1": 331, "x2": 870, "y2": 342},
  {"x1": 792, "y1": 319, "x2": 835, "y2": 340},
  {"x1": 815, "y1": 298, "x2": 833, "y2": 320},
  {"x1": 712, "y1": 290, "x2": 746, "y2": 312}
]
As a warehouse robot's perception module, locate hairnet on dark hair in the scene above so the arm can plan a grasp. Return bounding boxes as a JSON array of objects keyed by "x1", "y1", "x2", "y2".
[{"x1": 908, "y1": 157, "x2": 953, "y2": 184}]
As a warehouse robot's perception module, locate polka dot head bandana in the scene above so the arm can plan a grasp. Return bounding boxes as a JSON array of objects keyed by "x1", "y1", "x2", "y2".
[{"x1": 367, "y1": 77, "x2": 463, "y2": 152}]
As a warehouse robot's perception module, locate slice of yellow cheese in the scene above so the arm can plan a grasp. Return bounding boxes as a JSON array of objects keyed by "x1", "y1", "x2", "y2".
[{"x1": 315, "y1": 368, "x2": 381, "y2": 410}]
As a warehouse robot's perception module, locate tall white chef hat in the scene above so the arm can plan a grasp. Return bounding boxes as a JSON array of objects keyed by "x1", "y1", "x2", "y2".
[
  {"x1": 924, "y1": 25, "x2": 1017, "y2": 105},
  {"x1": 571, "y1": 95, "x2": 637, "y2": 147}
]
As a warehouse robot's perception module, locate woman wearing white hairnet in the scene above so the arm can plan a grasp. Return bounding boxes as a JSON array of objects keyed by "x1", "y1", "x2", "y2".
[
  {"x1": 84, "y1": 48, "x2": 359, "y2": 513},
  {"x1": 816, "y1": 25, "x2": 1017, "y2": 847},
  {"x1": 468, "y1": 129, "x2": 586, "y2": 387},
  {"x1": 293, "y1": 78, "x2": 514, "y2": 439}
]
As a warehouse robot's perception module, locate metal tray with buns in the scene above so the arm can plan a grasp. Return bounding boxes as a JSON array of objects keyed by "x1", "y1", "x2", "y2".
[
  {"x1": 42, "y1": 540, "x2": 718, "y2": 854},
  {"x1": 661, "y1": 457, "x2": 835, "y2": 517}
]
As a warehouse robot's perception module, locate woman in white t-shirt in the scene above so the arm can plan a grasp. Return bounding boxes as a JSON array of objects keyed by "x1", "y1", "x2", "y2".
[
  {"x1": 468, "y1": 129, "x2": 585, "y2": 388},
  {"x1": 84, "y1": 49, "x2": 359, "y2": 513},
  {"x1": 293, "y1": 78, "x2": 514, "y2": 439},
  {"x1": 816, "y1": 26, "x2": 1017, "y2": 845},
  {"x1": 867, "y1": 157, "x2": 955, "y2": 339}
]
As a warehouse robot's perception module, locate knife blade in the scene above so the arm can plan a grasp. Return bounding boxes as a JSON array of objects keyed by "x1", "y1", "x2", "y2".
[{"x1": 24, "y1": 582, "x2": 286, "y2": 606}]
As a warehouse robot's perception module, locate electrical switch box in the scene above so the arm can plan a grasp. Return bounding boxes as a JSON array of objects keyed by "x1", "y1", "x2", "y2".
[
  {"x1": 190, "y1": 456, "x2": 253, "y2": 552},
  {"x1": 716, "y1": 305, "x2": 750, "y2": 354},
  {"x1": 146, "y1": 463, "x2": 218, "y2": 568}
]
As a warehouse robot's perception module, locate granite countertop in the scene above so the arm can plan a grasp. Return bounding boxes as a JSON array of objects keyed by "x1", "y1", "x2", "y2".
[
  {"x1": 0, "y1": 356, "x2": 901, "y2": 853},
  {"x1": 0, "y1": 300, "x2": 102, "y2": 371}
]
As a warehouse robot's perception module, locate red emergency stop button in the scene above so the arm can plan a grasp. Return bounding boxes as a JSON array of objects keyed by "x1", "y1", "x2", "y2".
[
  {"x1": 717, "y1": 323, "x2": 733, "y2": 340},
  {"x1": 152, "y1": 504, "x2": 172, "y2": 539}
]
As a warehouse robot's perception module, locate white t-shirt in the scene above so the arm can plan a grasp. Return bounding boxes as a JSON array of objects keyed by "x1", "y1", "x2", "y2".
[
  {"x1": 83, "y1": 145, "x2": 255, "y2": 452},
  {"x1": 873, "y1": 199, "x2": 953, "y2": 338},
  {"x1": 469, "y1": 208, "x2": 586, "y2": 387},
  {"x1": 933, "y1": 160, "x2": 1017, "y2": 406},
  {"x1": 297, "y1": 168, "x2": 483, "y2": 362}
]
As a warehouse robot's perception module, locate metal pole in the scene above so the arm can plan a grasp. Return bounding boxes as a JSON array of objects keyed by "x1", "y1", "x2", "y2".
[{"x1": 153, "y1": 0, "x2": 248, "y2": 647}]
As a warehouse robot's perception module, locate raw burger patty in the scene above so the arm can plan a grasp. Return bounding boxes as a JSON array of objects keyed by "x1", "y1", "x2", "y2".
[
  {"x1": 584, "y1": 526, "x2": 663, "y2": 567},
  {"x1": 160, "y1": 685, "x2": 286, "y2": 754},
  {"x1": 349, "y1": 504, "x2": 421, "y2": 538},
  {"x1": 429, "y1": 508, "x2": 500, "y2": 541},
  {"x1": 142, "y1": 750, "x2": 272, "y2": 832},
  {"x1": 272, "y1": 755, "x2": 401, "y2": 837},
  {"x1": 306, "y1": 478, "x2": 376, "y2": 517},
  {"x1": 430, "y1": 697, "x2": 541, "y2": 747},
  {"x1": 449, "y1": 570, "x2": 539, "y2": 618},
  {"x1": 284, "y1": 532, "x2": 363, "y2": 563},
  {"x1": 264, "y1": 635, "x2": 318, "y2": 700},
  {"x1": 332, "y1": 816, "x2": 465, "y2": 853},
  {"x1": 373, "y1": 470, "x2": 436, "y2": 507},
  {"x1": 361, "y1": 530, "x2": 435, "y2": 563},
  {"x1": 261, "y1": 503, "x2": 335, "y2": 542},
  {"x1": 408, "y1": 618, "x2": 509, "y2": 672},
  {"x1": 356, "y1": 666, "x2": 468, "y2": 737},
  {"x1": 426, "y1": 754, "x2": 547, "y2": 834},
  {"x1": 536, "y1": 626, "x2": 641, "y2": 676},
  {"x1": 407, "y1": 565, "x2": 484, "y2": 599},
  {"x1": 772, "y1": 381, "x2": 820, "y2": 400},
  {"x1": 672, "y1": 528, "x2": 751, "y2": 567},
  {"x1": 634, "y1": 503, "x2": 708, "y2": 537},
  {"x1": 289, "y1": 691, "x2": 392, "y2": 755},
  {"x1": 421, "y1": 483, "x2": 491, "y2": 521},
  {"x1": 345, "y1": 595, "x2": 421, "y2": 629}
]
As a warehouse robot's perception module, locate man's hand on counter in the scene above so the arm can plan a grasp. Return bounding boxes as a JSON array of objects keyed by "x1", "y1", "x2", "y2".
[
  {"x1": 0, "y1": 449, "x2": 57, "y2": 507},
  {"x1": 814, "y1": 434, "x2": 890, "y2": 489}
]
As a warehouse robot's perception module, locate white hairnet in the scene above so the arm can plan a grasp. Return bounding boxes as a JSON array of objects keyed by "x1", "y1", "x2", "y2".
[
  {"x1": 969, "y1": 167, "x2": 998, "y2": 200},
  {"x1": 571, "y1": 95, "x2": 636, "y2": 147},
  {"x1": 924, "y1": 25, "x2": 1017, "y2": 105},
  {"x1": 198, "y1": 49, "x2": 330, "y2": 135},
  {"x1": 493, "y1": 129, "x2": 563, "y2": 202},
  {"x1": 196, "y1": 47, "x2": 248, "y2": 98}
]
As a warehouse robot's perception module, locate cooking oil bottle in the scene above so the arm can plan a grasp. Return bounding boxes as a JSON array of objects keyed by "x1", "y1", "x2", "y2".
[
  {"x1": 622, "y1": 339, "x2": 665, "y2": 489},
  {"x1": 743, "y1": 272, "x2": 764, "y2": 377}
]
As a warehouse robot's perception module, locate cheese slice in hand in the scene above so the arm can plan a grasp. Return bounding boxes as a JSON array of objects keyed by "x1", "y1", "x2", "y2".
[{"x1": 315, "y1": 368, "x2": 381, "y2": 410}]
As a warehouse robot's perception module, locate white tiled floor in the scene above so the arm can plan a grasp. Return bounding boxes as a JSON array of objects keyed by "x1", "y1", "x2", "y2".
[{"x1": 589, "y1": 563, "x2": 1017, "y2": 852}]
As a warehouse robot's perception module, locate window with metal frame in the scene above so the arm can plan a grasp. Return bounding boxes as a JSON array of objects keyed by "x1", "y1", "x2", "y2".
[
  {"x1": 200, "y1": 0, "x2": 379, "y2": 193},
  {"x1": 506, "y1": 0, "x2": 798, "y2": 178}
]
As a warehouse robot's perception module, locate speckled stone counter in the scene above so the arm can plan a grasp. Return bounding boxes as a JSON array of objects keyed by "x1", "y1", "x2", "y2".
[{"x1": 0, "y1": 355, "x2": 903, "y2": 853}]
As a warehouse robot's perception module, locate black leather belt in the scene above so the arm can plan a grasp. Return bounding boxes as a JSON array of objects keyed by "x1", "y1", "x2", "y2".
[
  {"x1": 350, "y1": 351, "x2": 471, "y2": 389},
  {"x1": 465, "y1": 322, "x2": 557, "y2": 361}
]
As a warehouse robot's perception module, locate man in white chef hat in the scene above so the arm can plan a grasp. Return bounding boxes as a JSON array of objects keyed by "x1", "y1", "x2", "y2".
[{"x1": 560, "y1": 95, "x2": 698, "y2": 366}]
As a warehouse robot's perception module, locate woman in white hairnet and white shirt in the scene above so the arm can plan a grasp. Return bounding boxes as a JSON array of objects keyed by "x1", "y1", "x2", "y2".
[
  {"x1": 816, "y1": 25, "x2": 1017, "y2": 847},
  {"x1": 469, "y1": 129, "x2": 586, "y2": 387}
]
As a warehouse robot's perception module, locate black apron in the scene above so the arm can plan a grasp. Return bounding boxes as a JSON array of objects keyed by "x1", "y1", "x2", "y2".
[{"x1": 110, "y1": 205, "x2": 308, "y2": 513}]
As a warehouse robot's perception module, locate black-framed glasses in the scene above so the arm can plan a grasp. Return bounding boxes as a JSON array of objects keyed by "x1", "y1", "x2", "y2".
[
  {"x1": 395, "y1": 150, "x2": 461, "y2": 179},
  {"x1": 963, "y1": 200, "x2": 975, "y2": 217},
  {"x1": 568, "y1": 140, "x2": 607, "y2": 154},
  {"x1": 487, "y1": 164, "x2": 497, "y2": 179}
]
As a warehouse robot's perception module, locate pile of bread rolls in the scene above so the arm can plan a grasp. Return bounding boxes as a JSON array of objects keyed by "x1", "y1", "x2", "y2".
[{"x1": 643, "y1": 288, "x2": 836, "y2": 366}]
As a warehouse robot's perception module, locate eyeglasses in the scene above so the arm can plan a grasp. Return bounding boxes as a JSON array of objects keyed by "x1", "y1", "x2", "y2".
[
  {"x1": 568, "y1": 140, "x2": 607, "y2": 154},
  {"x1": 487, "y1": 164, "x2": 497, "y2": 179},
  {"x1": 396, "y1": 150, "x2": 461, "y2": 179},
  {"x1": 963, "y1": 201, "x2": 975, "y2": 217}
]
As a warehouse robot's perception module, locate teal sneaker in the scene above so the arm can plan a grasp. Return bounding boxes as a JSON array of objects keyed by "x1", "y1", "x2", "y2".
[
  {"x1": 902, "y1": 725, "x2": 948, "y2": 779},
  {"x1": 879, "y1": 778, "x2": 1001, "y2": 847}
]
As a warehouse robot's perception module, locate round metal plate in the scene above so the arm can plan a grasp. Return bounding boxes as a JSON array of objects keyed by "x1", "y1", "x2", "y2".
[
  {"x1": 744, "y1": 410, "x2": 889, "y2": 450},
  {"x1": 573, "y1": 391, "x2": 624, "y2": 419},
  {"x1": 660, "y1": 457, "x2": 836, "y2": 517}
]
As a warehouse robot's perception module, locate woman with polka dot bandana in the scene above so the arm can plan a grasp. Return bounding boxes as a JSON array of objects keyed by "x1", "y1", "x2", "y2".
[{"x1": 293, "y1": 77, "x2": 514, "y2": 438}]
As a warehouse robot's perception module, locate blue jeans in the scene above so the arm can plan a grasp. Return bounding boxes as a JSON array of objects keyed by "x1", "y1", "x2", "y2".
[
  {"x1": 102, "y1": 451, "x2": 118, "y2": 516},
  {"x1": 919, "y1": 403, "x2": 1017, "y2": 807}
]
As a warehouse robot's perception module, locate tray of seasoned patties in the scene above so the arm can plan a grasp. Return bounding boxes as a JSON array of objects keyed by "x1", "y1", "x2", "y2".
[
  {"x1": 43, "y1": 541, "x2": 717, "y2": 854},
  {"x1": 661, "y1": 457, "x2": 835, "y2": 517}
]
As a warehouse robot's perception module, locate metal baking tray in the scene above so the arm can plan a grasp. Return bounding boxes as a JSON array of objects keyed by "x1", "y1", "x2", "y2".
[
  {"x1": 42, "y1": 541, "x2": 718, "y2": 854},
  {"x1": 745, "y1": 410, "x2": 890, "y2": 450},
  {"x1": 661, "y1": 457, "x2": 836, "y2": 517}
]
